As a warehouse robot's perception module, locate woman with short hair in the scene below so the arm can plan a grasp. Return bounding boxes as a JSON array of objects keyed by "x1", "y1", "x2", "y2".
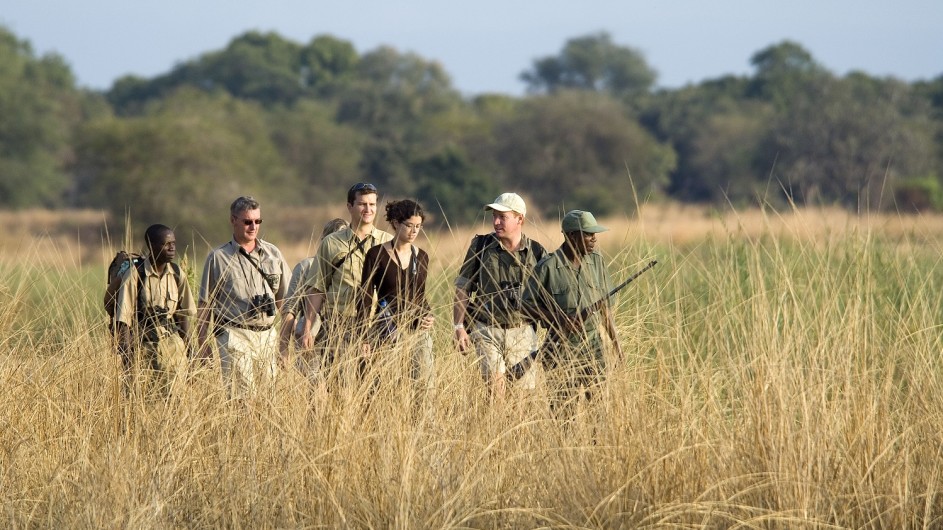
[{"x1": 357, "y1": 199, "x2": 435, "y2": 389}]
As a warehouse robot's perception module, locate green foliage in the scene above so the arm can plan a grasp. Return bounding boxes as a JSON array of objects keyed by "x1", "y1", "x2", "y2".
[
  {"x1": 3, "y1": 23, "x2": 942, "y2": 222},
  {"x1": 521, "y1": 31, "x2": 656, "y2": 100},
  {"x1": 267, "y1": 100, "x2": 364, "y2": 201},
  {"x1": 410, "y1": 146, "x2": 496, "y2": 225},
  {"x1": 760, "y1": 75, "x2": 938, "y2": 209},
  {"x1": 0, "y1": 26, "x2": 84, "y2": 207},
  {"x1": 747, "y1": 40, "x2": 830, "y2": 107},
  {"x1": 892, "y1": 175, "x2": 943, "y2": 212},
  {"x1": 492, "y1": 91, "x2": 675, "y2": 216},
  {"x1": 73, "y1": 88, "x2": 294, "y2": 240},
  {"x1": 106, "y1": 31, "x2": 362, "y2": 114}
]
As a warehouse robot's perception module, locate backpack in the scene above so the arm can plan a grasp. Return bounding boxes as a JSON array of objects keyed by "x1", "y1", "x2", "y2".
[
  {"x1": 104, "y1": 251, "x2": 145, "y2": 322},
  {"x1": 103, "y1": 251, "x2": 182, "y2": 334},
  {"x1": 465, "y1": 234, "x2": 547, "y2": 293},
  {"x1": 464, "y1": 234, "x2": 546, "y2": 326}
]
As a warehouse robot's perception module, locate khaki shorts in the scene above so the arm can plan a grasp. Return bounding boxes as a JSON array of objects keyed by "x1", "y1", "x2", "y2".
[
  {"x1": 469, "y1": 322, "x2": 539, "y2": 389},
  {"x1": 217, "y1": 326, "x2": 278, "y2": 398}
]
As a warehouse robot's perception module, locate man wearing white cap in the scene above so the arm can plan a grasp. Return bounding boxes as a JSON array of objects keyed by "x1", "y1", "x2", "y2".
[
  {"x1": 521, "y1": 209, "x2": 623, "y2": 414},
  {"x1": 453, "y1": 192, "x2": 547, "y2": 400}
]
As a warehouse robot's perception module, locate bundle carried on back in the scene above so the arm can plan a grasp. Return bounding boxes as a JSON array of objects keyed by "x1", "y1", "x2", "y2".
[{"x1": 103, "y1": 250, "x2": 145, "y2": 326}]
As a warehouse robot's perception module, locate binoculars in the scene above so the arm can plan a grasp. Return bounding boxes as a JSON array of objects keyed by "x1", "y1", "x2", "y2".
[{"x1": 250, "y1": 293, "x2": 276, "y2": 317}]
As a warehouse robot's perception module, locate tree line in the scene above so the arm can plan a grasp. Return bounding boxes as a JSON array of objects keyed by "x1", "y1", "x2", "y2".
[{"x1": 2, "y1": 26, "x2": 941, "y2": 237}]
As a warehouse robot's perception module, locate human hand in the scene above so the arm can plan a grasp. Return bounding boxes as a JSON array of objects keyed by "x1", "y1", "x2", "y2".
[
  {"x1": 455, "y1": 326, "x2": 471, "y2": 354},
  {"x1": 419, "y1": 314, "x2": 435, "y2": 331}
]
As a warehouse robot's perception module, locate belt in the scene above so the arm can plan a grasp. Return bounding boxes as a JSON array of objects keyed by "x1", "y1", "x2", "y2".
[
  {"x1": 221, "y1": 319, "x2": 273, "y2": 332},
  {"x1": 475, "y1": 319, "x2": 527, "y2": 330}
]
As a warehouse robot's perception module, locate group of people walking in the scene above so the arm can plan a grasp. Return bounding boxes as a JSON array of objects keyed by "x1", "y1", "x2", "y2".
[{"x1": 111, "y1": 183, "x2": 624, "y2": 409}]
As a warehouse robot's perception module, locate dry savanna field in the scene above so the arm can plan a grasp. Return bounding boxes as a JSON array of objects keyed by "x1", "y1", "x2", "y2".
[{"x1": 2, "y1": 204, "x2": 943, "y2": 528}]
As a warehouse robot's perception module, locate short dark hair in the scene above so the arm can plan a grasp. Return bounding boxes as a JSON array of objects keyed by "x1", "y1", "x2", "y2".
[
  {"x1": 385, "y1": 199, "x2": 424, "y2": 225},
  {"x1": 346, "y1": 183, "x2": 378, "y2": 205},
  {"x1": 230, "y1": 196, "x2": 260, "y2": 217},
  {"x1": 144, "y1": 224, "x2": 173, "y2": 251}
]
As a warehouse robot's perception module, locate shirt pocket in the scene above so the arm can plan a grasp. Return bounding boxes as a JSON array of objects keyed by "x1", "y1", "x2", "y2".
[
  {"x1": 550, "y1": 286, "x2": 574, "y2": 312},
  {"x1": 260, "y1": 259, "x2": 282, "y2": 292},
  {"x1": 166, "y1": 294, "x2": 179, "y2": 313}
]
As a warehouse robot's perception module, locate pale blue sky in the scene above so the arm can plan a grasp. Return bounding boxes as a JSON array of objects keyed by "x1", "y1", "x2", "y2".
[{"x1": 2, "y1": 1, "x2": 940, "y2": 95}]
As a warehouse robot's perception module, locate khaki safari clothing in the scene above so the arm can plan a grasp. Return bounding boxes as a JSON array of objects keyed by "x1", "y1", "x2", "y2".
[
  {"x1": 282, "y1": 257, "x2": 315, "y2": 318},
  {"x1": 521, "y1": 248, "x2": 612, "y2": 366},
  {"x1": 305, "y1": 226, "x2": 393, "y2": 320},
  {"x1": 199, "y1": 238, "x2": 290, "y2": 329},
  {"x1": 469, "y1": 323, "x2": 539, "y2": 389},
  {"x1": 115, "y1": 257, "x2": 196, "y2": 342}
]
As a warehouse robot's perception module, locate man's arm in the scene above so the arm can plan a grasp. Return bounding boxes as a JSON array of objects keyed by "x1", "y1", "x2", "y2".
[
  {"x1": 601, "y1": 302, "x2": 622, "y2": 359},
  {"x1": 278, "y1": 313, "x2": 296, "y2": 360},
  {"x1": 300, "y1": 290, "x2": 325, "y2": 349},
  {"x1": 453, "y1": 287, "x2": 472, "y2": 354},
  {"x1": 196, "y1": 302, "x2": 214, "y2": 360}
]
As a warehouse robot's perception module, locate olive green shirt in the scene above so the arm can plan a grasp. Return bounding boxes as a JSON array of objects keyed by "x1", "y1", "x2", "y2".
[
  {"x1": 199, "y1": 238, "x2": 290, "y2": 328},
  {"x1": 455, "y1": 233, "x2": 545, "y2": 327},
  {"x1": 115, "y1": 257, "x2": 196, "y2": 340},
  {"x1": 305, "y1": 226, "x2": 393, "y2": 319},
  {"x1": 521, "y1": 247, "x2": 611, "y2": 348}
]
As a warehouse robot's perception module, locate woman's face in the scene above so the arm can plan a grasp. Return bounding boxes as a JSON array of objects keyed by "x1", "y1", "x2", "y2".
[{"x1": 394, "y1": 215, "x2": 423, "y2": 244}]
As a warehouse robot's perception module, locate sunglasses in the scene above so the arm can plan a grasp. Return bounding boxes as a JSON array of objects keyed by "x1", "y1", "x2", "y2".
[
  {"x1": 348, "y1": 182, "x2": 377, "y2": 194},
  {"x1": 240, "y1": 219, "x2": 263, "y2": 226}
]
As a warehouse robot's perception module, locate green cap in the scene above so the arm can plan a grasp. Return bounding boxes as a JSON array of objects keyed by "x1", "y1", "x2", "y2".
[{"x1": 561, "y1": 210, "x2": 608, "y2": 234}]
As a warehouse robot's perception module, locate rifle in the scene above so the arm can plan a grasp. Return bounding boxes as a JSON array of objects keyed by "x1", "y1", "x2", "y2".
[{"x1": 507, "y1": 259, "x2": 657, "y2": 380}]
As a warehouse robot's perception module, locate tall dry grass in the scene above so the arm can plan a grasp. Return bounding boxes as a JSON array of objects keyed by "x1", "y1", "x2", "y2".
[{"x1": 2, "y1": 205, "x2": 943, "y2": 528}]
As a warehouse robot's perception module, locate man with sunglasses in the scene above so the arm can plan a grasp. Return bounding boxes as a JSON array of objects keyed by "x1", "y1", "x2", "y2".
[
  {"x1": 521, "y1": 209, "x2": 623, "y2": 416},
  {"x1": 196, "y1": 196, "x2": 291, "y2": 398},
  {"x1": 300, "y1": 183, "x2": 393, "y2": 370}
]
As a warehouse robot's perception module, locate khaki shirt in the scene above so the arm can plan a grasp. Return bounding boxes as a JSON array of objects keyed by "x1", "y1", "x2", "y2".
[
  {"x1": 521, "y1": 248, "x2": 611, "y2": 341},
  {"x1": 282, "y1": 257, "x2": 315, "y2": 317},
  {"x1": 455, "y1": 233, "x2": 544, "y2": 327},
  {"x1": 115, "y1": 257, "x2": 196, "y2": 340},
  {"x1": 199, "y1": 238, "x2": 290, "y2": 327},
  {"x1": 305, "y1": 226, "x2": 393, "y2": 319}
]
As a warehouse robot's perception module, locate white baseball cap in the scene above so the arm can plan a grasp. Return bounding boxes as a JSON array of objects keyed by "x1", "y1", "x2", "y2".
[{"x1": 484, "y1": 192, "x2": 527, "y2": 217}]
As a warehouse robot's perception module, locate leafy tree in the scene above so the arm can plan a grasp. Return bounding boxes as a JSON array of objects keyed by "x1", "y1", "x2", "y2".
[
  {"x1": 759, "y1": 74, "x2": 938, "y2": 209},
  {"x1": 300, "y1": 35, "x2": 359, "y2": 96},
  {"x1": 0, "y1": 26, "x2": 86, "y2": 207},
  {"x1": 73, "y1": 88, "x2": 293, "y2": 240},
  {"x1": 520, "y1": 32, "x2": 656, "y2": 100},
  {"x1": 747, "y1": 40, "x2": 831, "y2": 107},
  {"x1": 107, "y1": 32, "x2": 362, "y2": 113},
  {"x1": 411, "y1": 146, "x2": 496, "y2": 225},
  {"x1": 267, "y1": 99, "x2": 364, "y2": 200},
  {"x1": 492, "y1": 91, "x2": 675, "y2": 216},
  {"x1": 336, "y1": 46, "x2": 464, "y2": 196},
  {"x1": 640, "y1": 77, "x2": 762, "y2": 202}
]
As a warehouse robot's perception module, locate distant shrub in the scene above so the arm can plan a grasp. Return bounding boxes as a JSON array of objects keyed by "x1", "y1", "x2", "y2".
[{"x1": 893, "y1": 175, "x2": 943, "y2": 213}]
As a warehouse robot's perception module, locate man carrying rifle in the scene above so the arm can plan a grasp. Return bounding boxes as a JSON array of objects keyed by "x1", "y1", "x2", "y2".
[{"x1": 521, "y1": 209, "x2": 622, "y2": 411}]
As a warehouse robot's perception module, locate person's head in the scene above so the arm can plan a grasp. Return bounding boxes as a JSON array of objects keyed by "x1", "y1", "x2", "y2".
[
  {"x1": 346, "y1": 182, "x2": 379, "y2": 228},
  {"x1": 230, "y1": 196, "x2": 262, "y2": 245},
  {"x1": 320, "y1": 218, "x2": 349, "y2": 240},
  {"x1": 561, "y1": 209, "x2": 608, "y2": 256},
  {"x1": 484, "y1": 192, "x2": 526, "y2": 240},
  {"x1": 385, "y1": 199, "x2": 424, "y2": 245},
  {"x1": 144, "y1": 224, "x2": 176, "y2": 265}
]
